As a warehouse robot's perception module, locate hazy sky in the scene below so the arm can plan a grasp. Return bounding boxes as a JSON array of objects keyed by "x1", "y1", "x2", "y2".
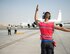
[{"x1": 0, "y1": 0, "x2": 70, "y2": 24}]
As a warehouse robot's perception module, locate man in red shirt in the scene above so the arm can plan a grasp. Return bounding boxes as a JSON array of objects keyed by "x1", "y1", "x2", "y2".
[{"x1": 34, "y1": 5, "x2": 70, "y2": 54}]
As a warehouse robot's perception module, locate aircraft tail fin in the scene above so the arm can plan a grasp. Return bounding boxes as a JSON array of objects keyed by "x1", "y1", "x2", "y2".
[{"x1": 57, "y1": 10, "x2": 62, "y2": 22}]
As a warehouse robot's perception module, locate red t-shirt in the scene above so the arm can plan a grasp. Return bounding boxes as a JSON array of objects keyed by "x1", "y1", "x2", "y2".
[{"x1": 39, "y1": 22, "x2": 54, "y2": 40}]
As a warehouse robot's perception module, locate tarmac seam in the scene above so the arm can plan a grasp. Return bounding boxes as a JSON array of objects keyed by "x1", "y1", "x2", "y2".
[
  {"x1": 56, "y1": 31, "x2": 69, "y2": 54},
  {"x1": 0, "y1": 32, "x2": 39, "y2": 49}
]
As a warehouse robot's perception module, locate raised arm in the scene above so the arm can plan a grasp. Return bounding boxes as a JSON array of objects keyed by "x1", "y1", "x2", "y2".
[
  {"x1": 54, "y1": 25, "x2": 70, "y2": 32},
  {"x1": 34, "y1": 5, "x2": 40, "y2": 25}
]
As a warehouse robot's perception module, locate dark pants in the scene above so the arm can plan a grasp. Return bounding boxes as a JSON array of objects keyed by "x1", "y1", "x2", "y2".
[
  {"x1": 14, "y1": 30, "x2": 17, "y2": 34},
  {"x1": 8, "y1": 29, "x2": 11, "y2": 35},
  {"x1": 41, "y1": 41, "x2": 54, "y2": 54}
]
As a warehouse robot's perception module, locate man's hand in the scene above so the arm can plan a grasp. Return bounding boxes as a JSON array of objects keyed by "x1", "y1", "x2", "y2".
[{"x1": 36, "y1": 4, "x2": 39, "y2": 12}]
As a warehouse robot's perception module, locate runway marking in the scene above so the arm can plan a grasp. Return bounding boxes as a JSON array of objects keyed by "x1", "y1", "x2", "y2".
[
  {"x1": 15, "y1": 30, "x2": 31, "y2": 35},
  {"x1": 0, "y1": 31, "x2": 39, "y2": 49},
  {"x1": 16, "y1": 32, "x2": 24, "y2": 34}
]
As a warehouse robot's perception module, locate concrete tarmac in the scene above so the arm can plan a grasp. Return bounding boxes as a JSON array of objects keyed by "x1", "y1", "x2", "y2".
[{"x1": 0, "y1": 29, "x2": 70, "y2": 54}]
